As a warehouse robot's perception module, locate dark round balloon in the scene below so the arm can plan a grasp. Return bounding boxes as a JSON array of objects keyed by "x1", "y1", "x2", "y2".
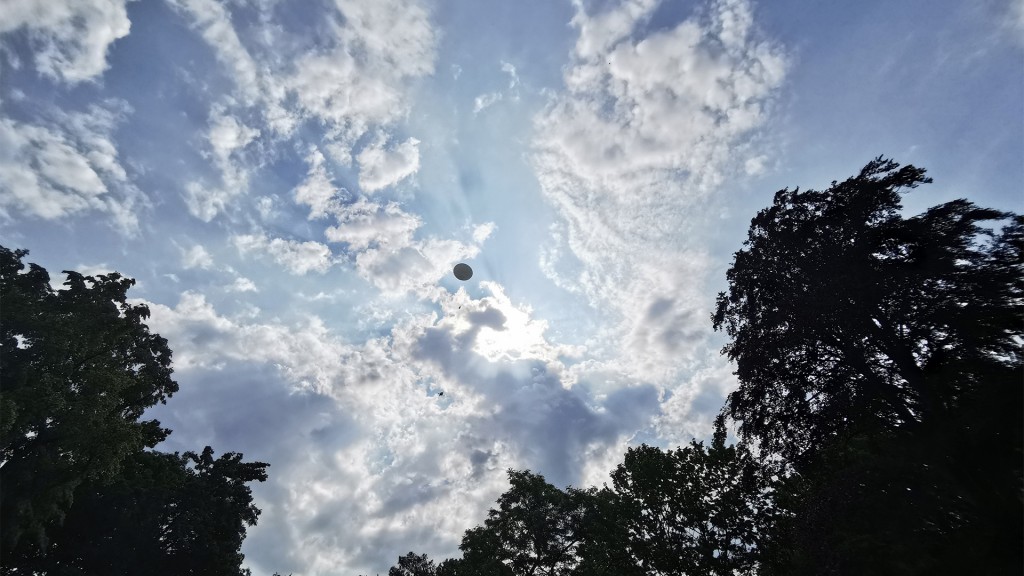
[{"x1": 453, "y1": 263, "x2": 473, "y2": 281}]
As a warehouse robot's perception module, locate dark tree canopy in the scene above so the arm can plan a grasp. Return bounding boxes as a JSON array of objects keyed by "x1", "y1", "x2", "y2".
[
  {"x1": 1, "y1": 246, "x2": 178, "y2": 555},
  {"x1": 713, "y1": 158, "x2": 1023, "y2": 574},
  {"x1": 390, "y1": 551, "x2": 438, "y2": 576},
  {"x1": 712, "y1": 157, "x2": 1023, "y2": 462},
  {"x1": 610, "y1": 418, "x2": 776, "y2": 576},
  {"x1": 440, "y1": 470, "x2": 591, "y2": 576},
  {"x1": 435, "y1": 419, "x2": 777, "y2": 576},
  {"x1": 4, "y1": 447, "x2": 268, "y2": 576},
  {"x1": 1, "y1": 246, "x2": 269, "y2": 574}
]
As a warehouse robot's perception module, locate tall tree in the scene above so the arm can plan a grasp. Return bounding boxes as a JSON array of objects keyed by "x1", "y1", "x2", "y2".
[
  {"x1": 441, "y1": 470, "x2": 591, "y2": 576},
  {"x1": 569, "y1": 486, "x2": 643, "y2": 576},
  {"x1": 712, "y1": 157, "x2": 1022, "y2": 462},
  {"x1": 609, "y1": 417, "x2": 776, "y2": 576},
  {"x1": 713, "y1": 158, "x2": 1023, "y2": 573},
  {"x1": 0, "y1": 246, "x2": 178, "y2": 557}
]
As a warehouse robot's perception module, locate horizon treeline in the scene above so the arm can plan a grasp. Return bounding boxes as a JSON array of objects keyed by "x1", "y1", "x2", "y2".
[{"x1": 2, "y1": 157, "x2": 1021, "y2": 576}]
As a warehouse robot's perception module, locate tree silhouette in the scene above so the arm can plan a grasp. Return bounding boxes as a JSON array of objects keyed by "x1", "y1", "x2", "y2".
[
  {"x1": 609, "y1": 417, "x2": 776, "y2": 576},
  {"x1": 0, "y1": 246, "x2": 269, "y2": 574},
  {"x1": 713, "y1": 158, "x2": 1023, "y2": 573},
  {"x1": 440, "y1": 470, "x2": 591, "y2": 576},
  {"x1": 4, "y1": 447, "x2": 268, "y2": 575},
  {"x1": 390, "y1": 551, "x2": 437, "y2": 576},
  {"x1": 1, "y1": 246, "x2": 177, "y2": 557}
]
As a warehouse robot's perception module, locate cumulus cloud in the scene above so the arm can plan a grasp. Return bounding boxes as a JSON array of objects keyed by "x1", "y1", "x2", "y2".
[
  {"x1": 356, "y1": 134, "x2": 421, "y2": 193},
  {"x1": 0, "y1": 0, "x2": 132, "y2": 83},
  {"x1": 0, "y1": 103, "x2": 142, "y2": 233},
  {"x1": 532, "y1": 0, "x2": 787, "y2": 382},
  {"x1": 168, "y1": 0, "x2": 438, "y2": 227},
  {"x1": 182, "y1": 244, "x2": 214, "y2": 270},
  {"x1": 233, "y1": 233, "x2": 334, "y2": 275},
  {"x1": 132, "y1": 292, "x2": 515, "y2": 570},
  {"x1": 183, "y1": 110, "x2": 260, "y2": 222},
  {"x1": 136, "y1": 237, "x2": 662, "y2": 573},
  {"x1": 227, "y1": 276, "x2": 258, "y2": 293},
  {"x1": 654, "y1": 352, "x2": 739, "y2": 444},
  {"x1": 501, "y1": 61, "x2": 519, "y2": 89},
  {"x1": 322, "y1": 196, "x2": 493, "y2": 297},
  {"x1": 352, "y1": 235, "x2": 482, "y2": 297},
  {"x1": 463, "y1": 282, "x2": 584, "y2": 365},
  {"x1": 289, "y1": 0, "x2": 436, "y2": 155},
  {"x1": 293, "y1": 149, "x2": 343, "y2": 220},
  {"x1": 325, "y1": 197, "x2": 421, "y2": 251},
  {"x1": 401, "y1": 294, "x2": 656, "y2": 488},
  {"x1": 172, "y1": 0, "x2": 435, "y2": 155}
]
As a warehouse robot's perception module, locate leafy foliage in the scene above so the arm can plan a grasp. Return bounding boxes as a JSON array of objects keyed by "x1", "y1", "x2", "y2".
[
  {"x1": 390, "y1": 551, "x2": 438, "y2": 576},
  {"x1": 1, "y1": 246, "x2": 177, "y2": 556},
  {"x1": 712, "y1": 157, "x2": 1022, "y2": 463},
  {"x1": 610, "y1": 417, "x2": 776, "y2": 576},
  {"x1": 4, "y1": 447, "x2": 268, "y2": 575},
  {"x1": 0, "y1": 246, "x2": 269, "y2": 574},
  {"x1": 440, "y1": 470, "x2": 591, "y2": 576},
  {"x1": 713, "y1": 158, "x2": 1023, "y2": 574},
  {"x1": 438, "y1": 419, "x2": 776, "y2": 576}
]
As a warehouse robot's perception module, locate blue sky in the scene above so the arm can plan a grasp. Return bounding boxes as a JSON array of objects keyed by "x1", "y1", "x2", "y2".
[{"x1": 1, "y1": 0, "x2": 1021, "y2": 573}]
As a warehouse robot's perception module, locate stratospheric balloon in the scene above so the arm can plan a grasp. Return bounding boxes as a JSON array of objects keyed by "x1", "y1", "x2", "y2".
[{"x1": 453, "y1": 263, "x2": 473, "y2": 281}]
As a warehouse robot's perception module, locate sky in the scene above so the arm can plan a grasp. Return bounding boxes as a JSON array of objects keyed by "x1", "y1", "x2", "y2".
[{"x1": 1, "y1": 0, "x2": 1021, "y2": 573}]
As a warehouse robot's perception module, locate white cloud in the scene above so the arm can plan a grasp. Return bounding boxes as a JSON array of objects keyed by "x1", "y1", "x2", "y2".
[
  {"x1": 233, "y1": 233, "x2": 334, "y2": 275},
  {"x1": 321, "y1": 196, "x2": 494, "y2": 297},
  {"x1": 459, "y1": 282, "x2": 584, "y2": 366},
  {"x1": 182, "y1": 245, "x2": 214, "y2": 270},
  {"x1": 141, "y1": 291, "x2": 346, "y2": 382},
  {"x1": 325, "y1": 197, "x2": 421, "y2": 251},
  {"x1": 168, "y1": 0, "x2": 439, "y2": 239},
  {"x1": 182, "y1": 182, "x2": 224, "y2": 223},
  {"x1": 356, "y1": 134, "x2": 421, "y2": 193},
  {"x1": 0, "y1": 0, "x2": 132, "y2": 83},
  {"x1": 654, "y1": 353, "x2": 738, "y2": 444},
  {"x1": 227, "y1": 276, "x2": 258, "y2": 293},
  {"x1": 167, "y1": 0, "x2": 264, "y2": 106},
  {"x1": 0, "y1": 104, "x2": 142, "y2": 233},
  {"x1": 352, "y1": 225, "x2": 491, "y2": 297},
  {"x1": 137, "y1": 261, "x2": 658, "y2": 574},
  {"x1": 293, "y1": 149, "x2": 343, "y2": 220},
  {"x1": 184, "y1": 109, "x2": 260, "y2": 222},
  {"x1": 472, "y1": 92, "x2": 502, "y2": 114},
  {"x1": 352, "y1": 237, "x2": 473, "y2": 297},
  {"x1": 170, "y1": 0, "x2": 435, "y2": 159},
  {"x1": 471, "y1": 60, "x2": 521, "y2": 114},
  {"x1": 255, "y1": 195, "x2": 277, "y2": 220},
  {"x1": 279, "y1": 0, "x2": 437, "y2": 157},
  {"x1": 532, "y1": 0, "x2": 787, "y2": 382},
  {"x1": 75, "y1": 263, "x2": 118, "y2": 277},
  {"x1": 138, "y1": 292, "x2": 518, "y2": 571},
  {"x1": 208, "y1": 111, "x2": 260, "y2": 168},
  {"x1": 501, "y1": 61, "x2": 519, "y2": 89}
]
